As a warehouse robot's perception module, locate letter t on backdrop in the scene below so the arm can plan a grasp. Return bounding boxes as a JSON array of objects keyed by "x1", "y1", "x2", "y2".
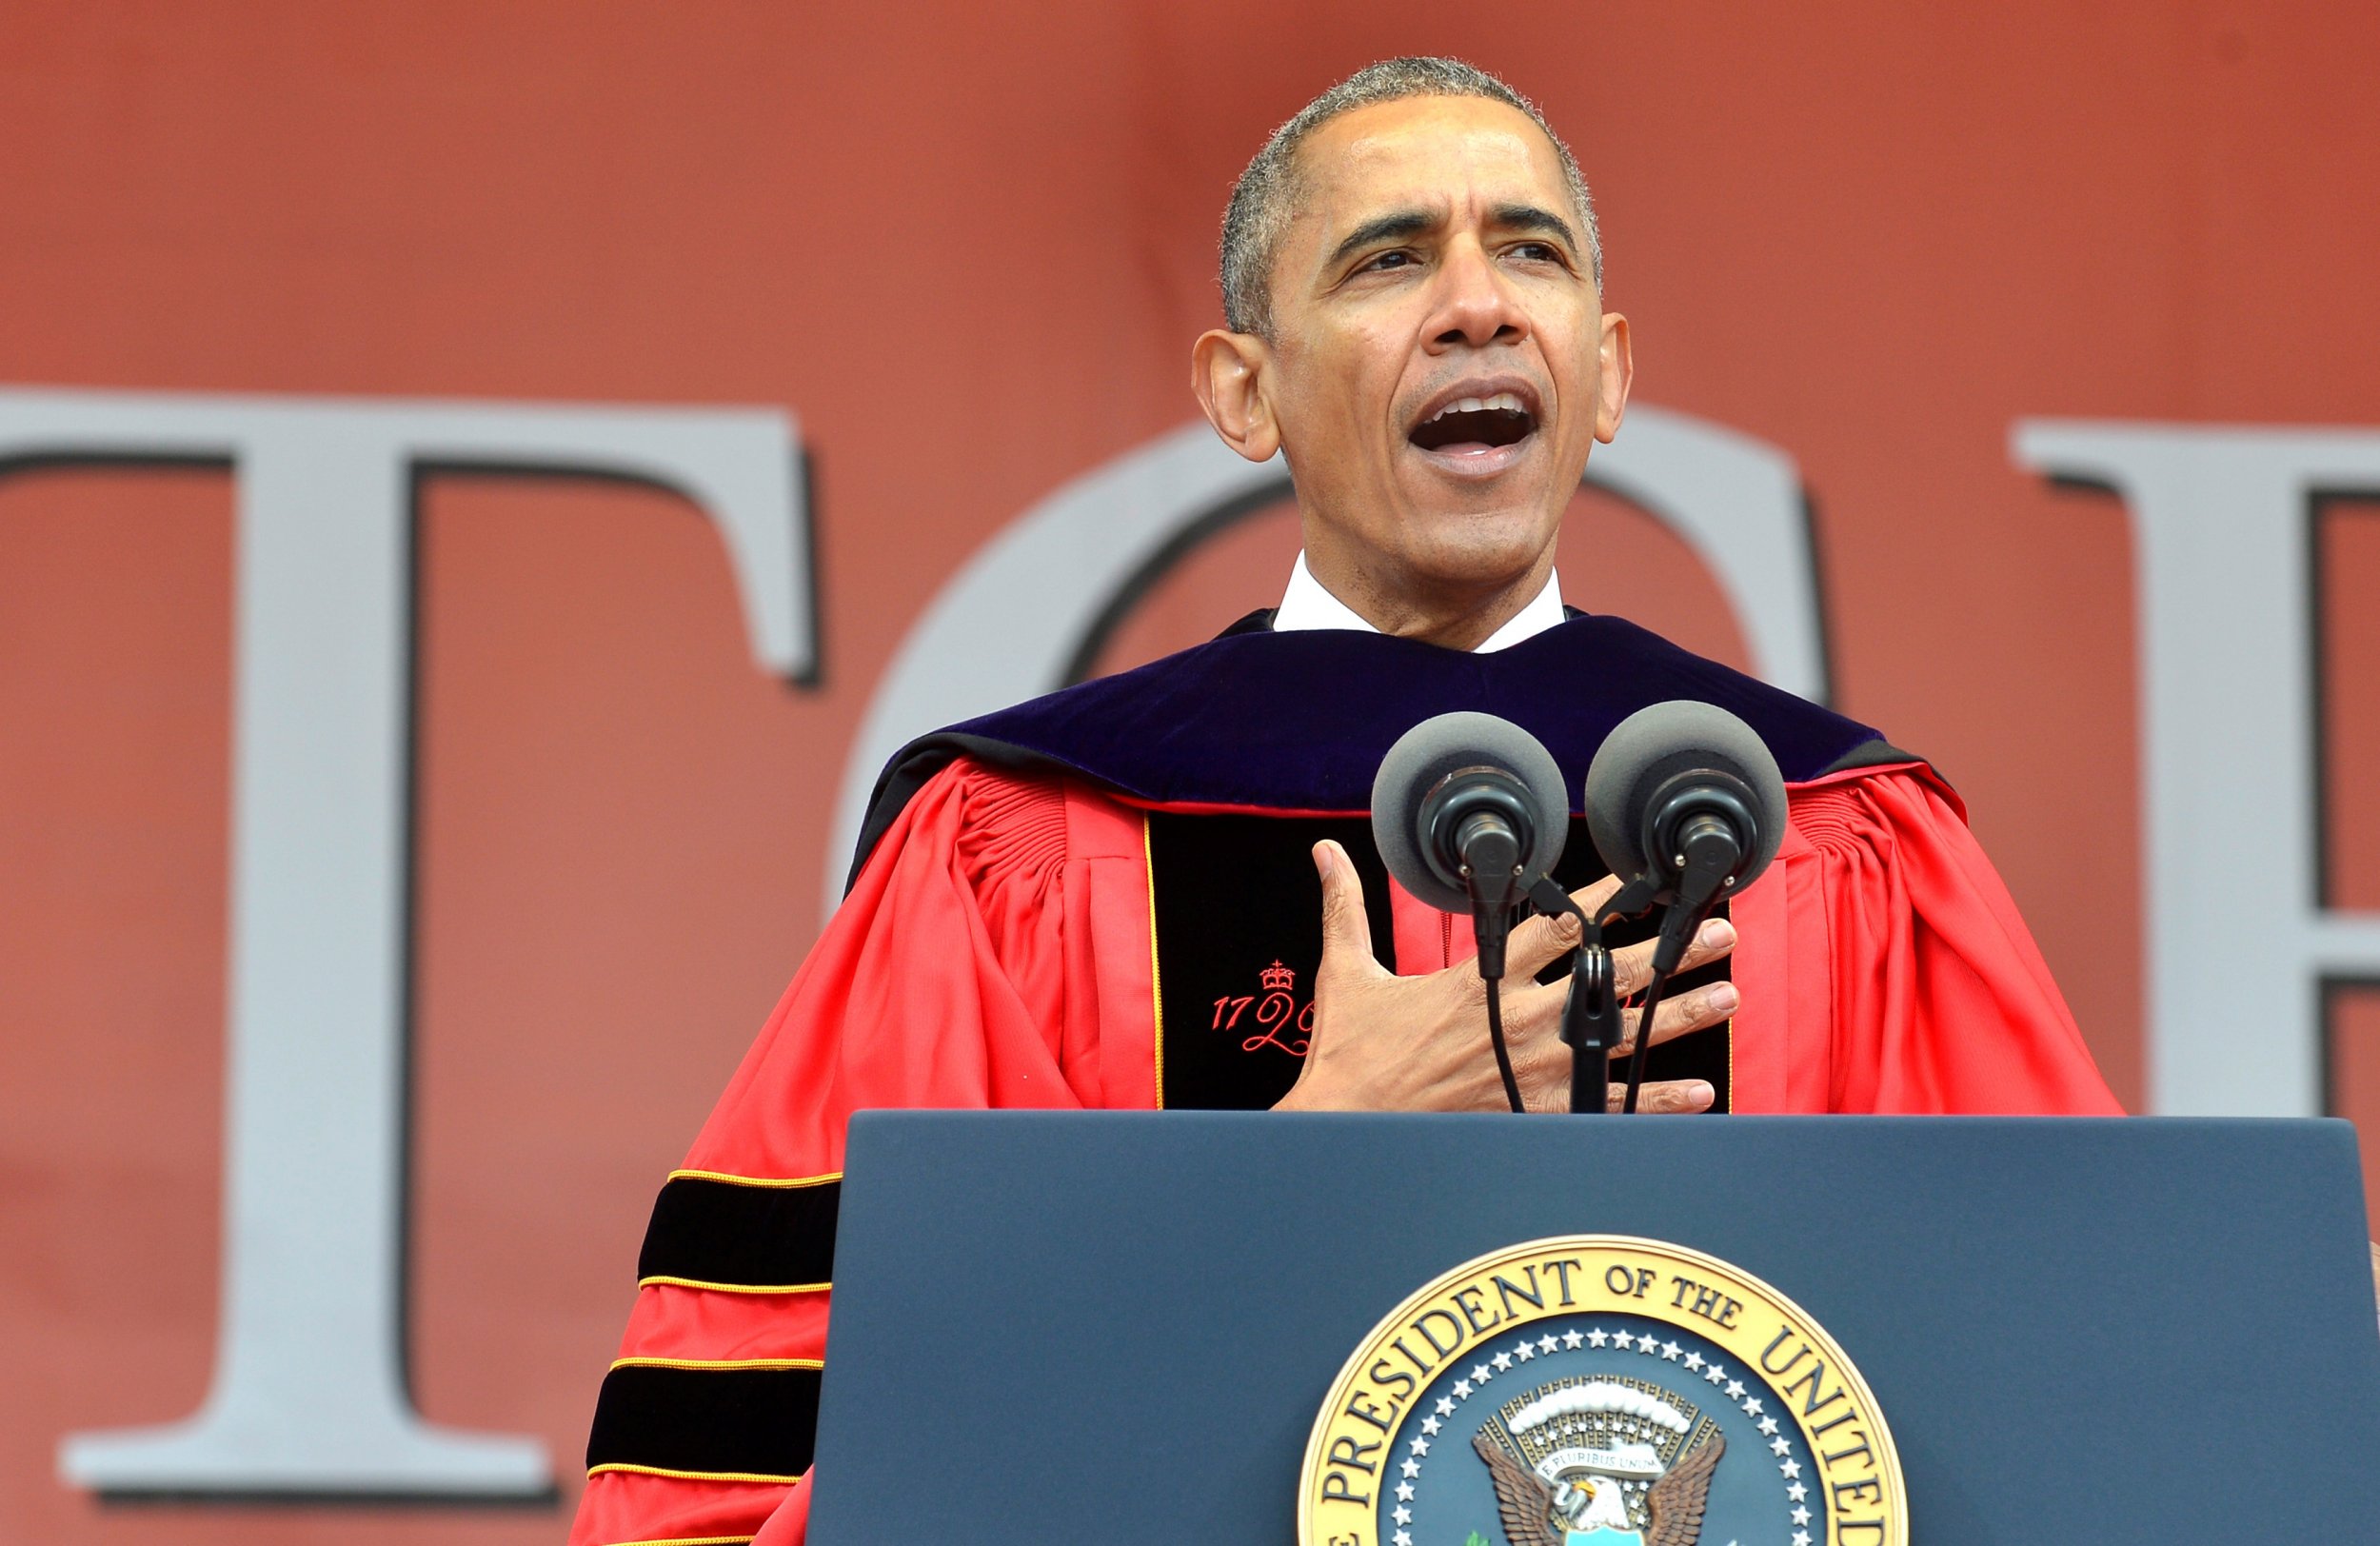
[
  {"x1": 0, "y1": 388, "x2": 811, "y2": 1499},
  {"x1": 2013, "y1": 423, "x2": 2380, "y2": 1118}
]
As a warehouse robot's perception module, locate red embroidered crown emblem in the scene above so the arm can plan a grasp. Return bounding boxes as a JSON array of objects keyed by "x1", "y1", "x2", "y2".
[{"x1": 1259, "y1": 961, "x2": 1297, "y2": 993}]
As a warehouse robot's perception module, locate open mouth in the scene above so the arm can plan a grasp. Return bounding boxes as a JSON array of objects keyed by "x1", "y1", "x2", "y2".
[{"x1": 1408, "y1": 390, "x2": 1538, "y2": 457}]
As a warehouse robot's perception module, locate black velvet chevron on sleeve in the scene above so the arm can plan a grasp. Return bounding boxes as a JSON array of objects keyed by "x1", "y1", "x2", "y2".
[
  {"x1": 636, "y1": 1175, "x2": 840, "y2": 1289},
  {"x1": 585, "y1": 1362, "x2": 822, "y2": 1480}
]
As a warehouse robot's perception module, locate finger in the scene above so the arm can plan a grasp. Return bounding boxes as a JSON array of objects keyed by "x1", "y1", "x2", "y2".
[
  {"x1": 1610, "y1": 916, "x2": 1738, "y2": 998},
  {"x1": 1503, "y1": 874, "x2": 1628, "y2": 981},
  {"x1": 1511, "y1": 1008, "x2": 1577, "y2": 1113},
  {"x1": 1501, "y1": 976, "x2": 1570, "y2": 1028},
  {"x1": 1502, "y1": 903, "x2": 1583, "y2": 983},
  {"x1": 1494, "y1": 981, "x2": 1574, "y2": 1114},
  {"x1": 1313, "y1": 841, "x2": 1388, "y2": 982},
  {"x1": 1495, "y1": 978, "x2": 1573, "y2": 1062},
  {"x1": 1575, "y1": 873, "x2": 1626, "y2": 923},
  {"x1": 1607, "y1": 1078, "x2": 1716, "y2": 1115},
  {"x1": 1513, "y1": 876, "x2": 1727, "y2": 986},
  {"x1": 1606, "y1": 980, "x2": 1739, "y2": 1057}
]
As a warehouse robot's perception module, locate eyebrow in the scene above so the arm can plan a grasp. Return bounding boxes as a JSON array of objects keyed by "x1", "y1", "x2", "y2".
[
  {"x1": 1325, "y1": 209, "x2": 1437, "y2": 269},
  {"x1": 1323, "y1": 202, "x2": 1580, "y2": 269},
  {"x1": 1491, "y1": 203, "x2": 1580, "y2": 250}
]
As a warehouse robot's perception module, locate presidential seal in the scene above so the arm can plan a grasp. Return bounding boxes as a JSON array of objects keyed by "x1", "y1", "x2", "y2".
[{"x1": 1298, "y1": 1236, "x2": 1905, "y2": 1546}]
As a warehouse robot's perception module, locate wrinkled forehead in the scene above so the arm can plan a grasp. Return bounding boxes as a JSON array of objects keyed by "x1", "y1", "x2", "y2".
[{"x1": 1287, "y1": 95, "x2": 1573, "y2": 252}]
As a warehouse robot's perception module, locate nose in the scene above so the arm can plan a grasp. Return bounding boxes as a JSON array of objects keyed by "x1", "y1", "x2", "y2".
[{"x1": 1423, "y1": 238, "x2": 1528, "y2": 352}]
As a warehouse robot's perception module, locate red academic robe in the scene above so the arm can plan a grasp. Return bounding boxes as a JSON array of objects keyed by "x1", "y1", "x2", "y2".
[{"x1": 565, "y1": 752, "x2": 2118, "y2": 1546}]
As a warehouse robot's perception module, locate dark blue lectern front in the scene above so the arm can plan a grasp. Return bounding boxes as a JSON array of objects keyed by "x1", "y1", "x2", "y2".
[{"x1": 806, "y1": 1114, "x2": 2380, "y2": 1543}]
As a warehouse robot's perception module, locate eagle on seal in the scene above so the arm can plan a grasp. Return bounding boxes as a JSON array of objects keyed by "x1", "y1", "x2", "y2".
[{"x1": 1472, "y1": 1427, "x2": 1723, "y2": 1546}]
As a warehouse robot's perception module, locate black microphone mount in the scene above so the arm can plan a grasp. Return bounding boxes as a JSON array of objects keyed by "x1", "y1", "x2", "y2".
[
  {"x1": 1418, "y1": 763, "x2": 1539, "y2": 1113},
  {"x1": 1642, "y1": 765, "x2": 1761, "y2": 980},
  {"x1": 1525, "y1": 874, "x2": 1652, "y2": 1115},
  {"x1": 1420, "y1": 764, "x2": 1537, "y2": 981}
]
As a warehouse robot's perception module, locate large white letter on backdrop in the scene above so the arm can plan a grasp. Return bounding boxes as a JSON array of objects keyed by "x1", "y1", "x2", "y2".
[
  {"x1": 827, "y1": 406, "x2": 1831, "y2": 918},
  {"x1": 1, "y1": 387, "x2": 811, "y2": 1498},
  {"x1": 2013, "y1": 421, "x2": 2380, "y2": 1118}
]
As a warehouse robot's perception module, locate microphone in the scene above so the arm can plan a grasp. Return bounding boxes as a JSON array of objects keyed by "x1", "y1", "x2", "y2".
[
  {"x1": 1372, "y1": 712, "x2": 1569, "y2": 981},
  {"x1": 1373, "y1": 713, "x2": 1569, "y2": 1113},
  {"x1": 1585, "y1": 700, "x2": 1786, "y2": 970},
  {"x1": 1582, "y1": 701, "x2": 1787, "y2": 1111}
]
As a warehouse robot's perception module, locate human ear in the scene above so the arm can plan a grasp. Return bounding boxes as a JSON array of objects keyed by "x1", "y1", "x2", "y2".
[
  {"x1": 1593, "y1": 312, "x2": 1633, "y2": 445},
  {"x1": 1191, "y1": 328, "x2": 1282, "y2": 464}
]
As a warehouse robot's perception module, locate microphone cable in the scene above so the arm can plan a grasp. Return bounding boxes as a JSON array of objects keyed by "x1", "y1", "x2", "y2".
[
  {"x1": 1618, "y1": 970, "x2": 1676, "y2": 1114},
  {"x1": 1483, "y1": 972, "x2": 1525, "y2": 1114}
]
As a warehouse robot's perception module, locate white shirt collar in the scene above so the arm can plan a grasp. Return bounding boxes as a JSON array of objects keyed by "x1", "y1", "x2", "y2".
[{"x1": 1272, "y1": 551, "x2": 1568, "y2": 652}]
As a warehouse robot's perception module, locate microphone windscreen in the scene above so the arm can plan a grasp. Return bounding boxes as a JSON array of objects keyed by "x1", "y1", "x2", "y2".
[
  {"x1": 1583, "y1": 700, "x2": 1789, "y2": 889},
  {"x1": 1371, "y1": 711, "x2": 1569, "y2": 913}
]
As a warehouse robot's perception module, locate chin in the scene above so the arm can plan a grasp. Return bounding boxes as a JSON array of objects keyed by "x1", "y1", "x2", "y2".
[{"x1": 1388, "y1": 503, "x2": 1560, "y2": 590}]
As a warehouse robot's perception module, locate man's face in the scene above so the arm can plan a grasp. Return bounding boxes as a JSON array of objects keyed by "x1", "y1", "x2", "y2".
[{"x1": 1228, "y1": 95, "x2": 1629, "y2": 614}]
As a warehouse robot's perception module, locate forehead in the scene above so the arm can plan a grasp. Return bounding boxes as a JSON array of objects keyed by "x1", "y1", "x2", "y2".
[{"x1": 1291, "y1": 94, "x2": 1570, "y2": 230}]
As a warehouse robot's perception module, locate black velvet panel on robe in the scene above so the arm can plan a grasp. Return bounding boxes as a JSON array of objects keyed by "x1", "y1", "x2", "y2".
[
  {"x1": 1145, "y1": 812, "x2": 1390, "y2": 1110},
  {"x1": 1145, "y1": 811, "x2": 1731, "y2": 1114}
]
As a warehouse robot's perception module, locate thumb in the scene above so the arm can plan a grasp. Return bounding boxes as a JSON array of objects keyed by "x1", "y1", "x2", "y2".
[{"x1": 1314, "y1": 840, "x2": 1384, "y2": 981}]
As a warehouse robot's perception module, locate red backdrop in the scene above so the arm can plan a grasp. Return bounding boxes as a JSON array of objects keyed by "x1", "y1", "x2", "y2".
[{"x1": 4, "y1": 3, "x2": 2378, "y2": 1538}]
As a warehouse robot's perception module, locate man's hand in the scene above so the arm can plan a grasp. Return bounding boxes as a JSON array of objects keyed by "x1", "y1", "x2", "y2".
[{"x1": 1275, "y1": 840, "x2": 1739, "y2": 1113}]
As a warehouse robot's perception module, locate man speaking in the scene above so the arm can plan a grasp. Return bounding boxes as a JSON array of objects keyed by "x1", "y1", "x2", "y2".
[{"x1": 568, "y1": 57, "x2": 2116, "y2": 1546}]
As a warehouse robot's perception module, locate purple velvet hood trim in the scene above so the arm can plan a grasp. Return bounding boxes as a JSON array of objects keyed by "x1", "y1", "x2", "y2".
[{"x1": 849, "y1": 614, "x2": 1890, "y2": 887}]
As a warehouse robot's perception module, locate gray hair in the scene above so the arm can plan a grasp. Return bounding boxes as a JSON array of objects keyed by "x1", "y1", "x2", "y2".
[{"x1": 1219, "y1": 57, "x2": 1602, "y2": 339}]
